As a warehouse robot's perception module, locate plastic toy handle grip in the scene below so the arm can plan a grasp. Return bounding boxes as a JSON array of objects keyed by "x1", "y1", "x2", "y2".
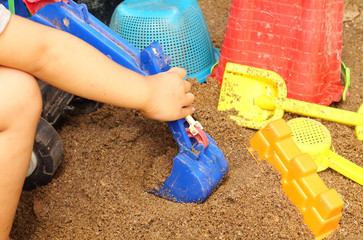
[
  {"x1": 327, "y1": 151, "x2": 363, "y2": 186},
  {"x1": 257, "y1": 95, "x2": 363, "y2": 127}
]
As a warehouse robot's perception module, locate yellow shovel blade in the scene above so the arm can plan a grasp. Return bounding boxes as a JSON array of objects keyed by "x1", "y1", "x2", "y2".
[{"x1": 218, "y1": 63, "x2": 286, "y2": 129}]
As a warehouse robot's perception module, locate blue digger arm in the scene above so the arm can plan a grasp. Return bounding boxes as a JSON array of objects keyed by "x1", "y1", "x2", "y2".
[
  {"x1": 30, "y1": 0, "x2": 148, "y2": 76},
  {"x1": 140, "y1": 43, "x2": 194, "y2": 150}
]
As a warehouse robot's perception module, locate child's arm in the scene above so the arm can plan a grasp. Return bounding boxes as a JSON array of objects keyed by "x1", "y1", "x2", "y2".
[{"x1": 0, "y1": 14, "x2": 195, "y2": 121}]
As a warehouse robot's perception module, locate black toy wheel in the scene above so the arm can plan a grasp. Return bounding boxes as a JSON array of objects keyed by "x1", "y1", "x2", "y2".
[
  {"x1": 71, "y1": 97, "x2": 103, "y2": 114},
  {"x1": 24, "y1": 117, "x2": 64, "y2": 190}
]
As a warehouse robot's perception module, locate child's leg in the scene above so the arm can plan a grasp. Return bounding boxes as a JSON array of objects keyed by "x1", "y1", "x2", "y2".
[{"x1": 0, "y1": 66, "x2": 42, "y2": 240}]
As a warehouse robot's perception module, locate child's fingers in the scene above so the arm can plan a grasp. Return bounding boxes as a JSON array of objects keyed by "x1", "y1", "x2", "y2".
[
  {"x1": 168, "y1": 67, "x2": 187, "y2": 79},
  {"x1": 184, "y1": 80, "x2": 192, "y2": 93},
  {"x1": 180, "y1": 106, "x2": 195, "y2": 118},
  {"x1": 183, "y1": 92, "x2": 195, "y2": 106}
]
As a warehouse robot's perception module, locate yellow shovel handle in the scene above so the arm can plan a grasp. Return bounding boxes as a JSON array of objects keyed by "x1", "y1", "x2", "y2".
[
  {"x1": 257, "y1": 95, "x2": 363, "y2": 127},
  {"x1": 327, "y1": 151, "x2": 363, "y2": 186}
]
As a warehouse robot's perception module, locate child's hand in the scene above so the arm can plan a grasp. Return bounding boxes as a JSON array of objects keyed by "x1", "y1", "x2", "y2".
[{"x1": 140, "y1": 68, "x2": 195, "y2": 121}]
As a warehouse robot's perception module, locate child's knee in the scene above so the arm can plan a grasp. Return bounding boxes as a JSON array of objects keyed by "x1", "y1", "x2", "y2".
[{"x1": 0, "y1": 67, "x2": 42, "y2": 129}]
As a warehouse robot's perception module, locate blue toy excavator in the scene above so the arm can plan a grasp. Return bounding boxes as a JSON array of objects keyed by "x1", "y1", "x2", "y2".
[{"x1": 8, "y1": 0, "x2": 228, "y2": 203}]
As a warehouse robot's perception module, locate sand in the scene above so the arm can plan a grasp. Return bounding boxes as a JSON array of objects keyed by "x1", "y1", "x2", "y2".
[{"x1": 11, "y1": 0, "x2": 363, "y2": 239}]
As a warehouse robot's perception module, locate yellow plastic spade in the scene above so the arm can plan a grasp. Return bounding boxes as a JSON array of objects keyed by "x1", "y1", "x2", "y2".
[
  {"x1": 288, "y1": 118, "x2": 363, "y2": 185},
  {"x1": 218, "y1": 63, "x2": 363, "y2": 140},
  {"x1": 218, "y1": 63, "x2": 286, "y2": 129}
]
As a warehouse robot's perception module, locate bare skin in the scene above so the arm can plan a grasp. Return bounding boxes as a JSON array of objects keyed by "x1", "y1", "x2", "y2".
[
  {"x1": 0, "y1": 67, "x2": 42, "y2": 240},
  {"x1": 0, "y1": 14, "x2": 194, "y2": 239}
]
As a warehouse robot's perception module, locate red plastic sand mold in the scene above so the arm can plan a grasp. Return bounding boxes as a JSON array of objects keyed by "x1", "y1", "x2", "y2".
[{"x1": 215, "y1": 0, "x2": 346, "y2": 105}]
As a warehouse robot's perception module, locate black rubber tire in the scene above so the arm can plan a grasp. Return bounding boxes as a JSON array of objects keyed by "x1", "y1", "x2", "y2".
[
  {"x1": 23, "y1": 118, "x2": 64, "y2": 190},
  {"x1": 71, "y1": 98, "x2": 103, "y2": 114}
]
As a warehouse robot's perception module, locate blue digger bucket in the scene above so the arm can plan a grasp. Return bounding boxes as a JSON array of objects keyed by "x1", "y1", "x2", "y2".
[
  {"x1": 29, "y1": 0, "x2": 228, "y2": 203},
  {"x1": 152, "y1": 119, "x2": 228, "y2": 203}
]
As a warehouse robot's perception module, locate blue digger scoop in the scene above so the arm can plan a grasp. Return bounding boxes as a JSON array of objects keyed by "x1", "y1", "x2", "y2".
[
  {"x1": 151, "y1": 119, "x2": 228, "y2": 203},
  {"x1": 29, "y1": 0, "x2": 228, "y2": 203}
]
